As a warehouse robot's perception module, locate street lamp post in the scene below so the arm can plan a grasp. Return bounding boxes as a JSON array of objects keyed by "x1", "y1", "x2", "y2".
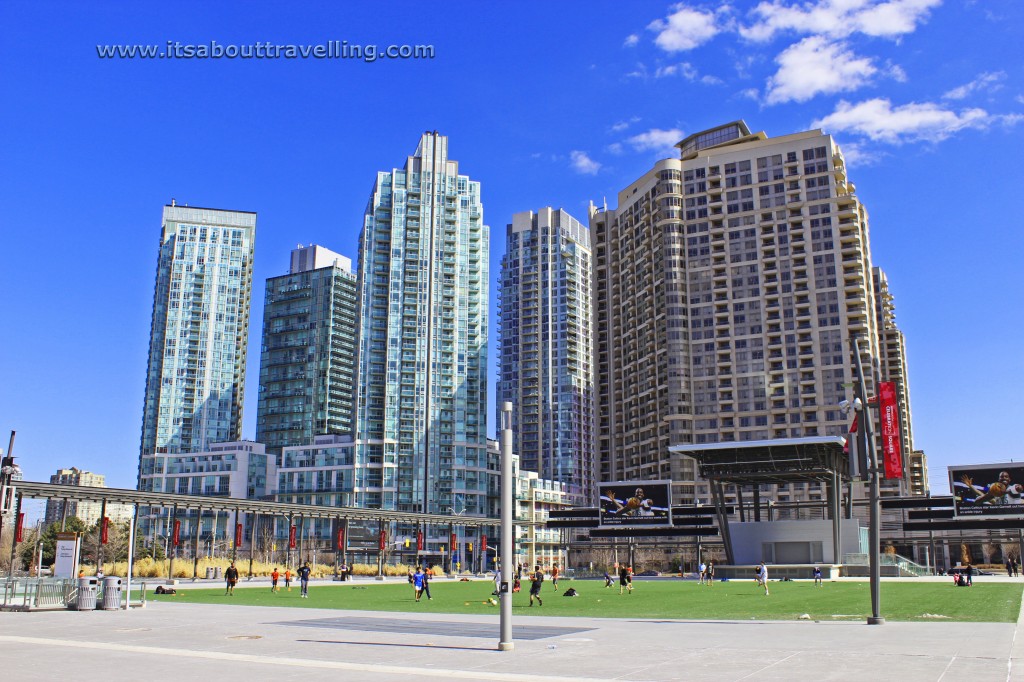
[
  {"x1": 851, "y1": 337, "x2": 885, "y2": 625},
  {"x1": 499, "y1": 402, "x2": 514, "y2": 651}
]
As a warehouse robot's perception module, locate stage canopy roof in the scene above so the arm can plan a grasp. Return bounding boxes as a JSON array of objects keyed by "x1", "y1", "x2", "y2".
[{"x1": 669, "y1": 436, "x2": 850, "y2": 485}]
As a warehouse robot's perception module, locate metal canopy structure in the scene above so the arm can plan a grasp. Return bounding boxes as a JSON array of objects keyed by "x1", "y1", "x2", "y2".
[
  {"x1": 11, "y1": 480, "x2": 498, "y2": 527},
  {"x1": 669, "y1": 437, "x2": 851, "y2": 565}
]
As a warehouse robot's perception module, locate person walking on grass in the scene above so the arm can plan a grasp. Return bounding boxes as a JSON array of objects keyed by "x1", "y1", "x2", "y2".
[
  {"x1": 224, "y1": 561, "x2": 239, "y2": 596},
  {"x1": 421, "y1": 565, "x2": 433, "y2": 600},
  {"x1": 412, "y1": 566, "x2": 425, "y2": 602},
  {"x1": 298, "y1": 563, "x2": 311, "y2": 598},
  {"x1": 271, "y1": 567, "x2": 280, "y2": 593},
  {"x1": 284, "y1": 568, "x2": 292, "y2": 591},
  {"x1": 705, "y1": 560, "x2": 715, "y2": 586},
  {"x1": 551, "y1": 564, "x2": 559, "y2": 590},
  {"x1": 813, "y1": 565, "x2": 823, "y2": 587},
  {"x1": 698, "y1": 560, "x2": 707, "y2": 585},
  {"x1": 756, "y1": 561, "x2": 769, "y2": 596},
  {"x1": 619, "y1": 566, "x2": 633, "y2": 595},
  {"x1": 529, "y1": 565, "x2": 544, "y2": 606}
]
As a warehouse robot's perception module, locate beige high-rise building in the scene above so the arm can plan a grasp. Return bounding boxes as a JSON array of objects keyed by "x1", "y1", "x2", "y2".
[
  {"x1": 44, "y1": 468, "x2": 132, "y2": 526},
  {"x1": 873, "y1": 266, "x2": 922, "y2": 491},
  {"x1": 590, "y1": 121, "x2": 915, "y2": 507}
]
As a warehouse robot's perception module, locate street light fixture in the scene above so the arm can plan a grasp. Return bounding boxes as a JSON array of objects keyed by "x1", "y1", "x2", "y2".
[{"x1": 849, "y1": 337, "x2": 885, "y2": 625}]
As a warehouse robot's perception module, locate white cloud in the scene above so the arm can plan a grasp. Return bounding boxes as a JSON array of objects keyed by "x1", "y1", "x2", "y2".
[
  {"x1": 836, "y1": 141, "x2": 883, "y2": 167},
  {"x1": 943, "y1": 71, "x2": 1006, "y2": 100},
  {"x1": 1017, "y1": 94, "x2": 1024, "y2": 106},
  {"x1": 740, "y1": 0, "x2": 942, "y2": 43},
  {"x1": 765, "y1": 36, "x2": 876, "y2": 104},
  {"x1": 569, "y1": 150, "x2": 602, "y2": 175},
  {"x1": 701, "y1": 74, "x2": 724, "y2": 85},
  {"x1": 627, "y1": 127, "x2": 685, "y2": 154},
  {"x1": 738, "y1": 87, "x2": 761, "y2": 100},
  {"x1": 610, "y1": 116, "x2": 642, "y2": 132},
  {"x1": 885, "y1": 62, "x2": 907, "y2": 83},
  {"x1": 655, "y1": 62, "x2": 699, "y2": 79},
  {"x1": 648, "y1": 4, "x2": 721, "y2": 52},
  {"x1": 813, "y1": 98, "x2": 992, "y2": 143},
  {"x1": 607, "y1": 142, "x2": 625, "y2": 155},
  {"x1": 624, "y1": 34, "x2": 640, "y2": 47}
]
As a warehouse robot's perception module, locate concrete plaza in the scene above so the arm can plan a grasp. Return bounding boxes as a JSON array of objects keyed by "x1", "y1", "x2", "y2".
[{"x1": 2, "y1": 577, "x2": 1023, "y2": 681}]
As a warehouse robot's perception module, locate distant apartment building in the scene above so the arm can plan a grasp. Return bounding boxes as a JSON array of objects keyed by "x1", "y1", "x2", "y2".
[
  {"x1": 907, "y1": 449, "x2": 929, "y2": 496},
  {"x1": 498, "y1": 208, "x2": 595, "y2": 506},
  {"x1": 873, "y1": 266, "x2": 920, "y2": 489},
  {"x1": 139, "y1": 441, "x2": 273, "y2": 543},
  {"x1": 138, "y1": 203, "x2": 256, "y2": 493},
  {"x1": 512, "y1": 452, "x2": 572, "y2": 570},
  {"x1": 256, "y1": 244, "x2": 359, "y2": 456},
  {"x1": 44, "y1": 468, "x2": 132, "y2": 526},
  {"x1": 590, "y1": 121, "x2": 913, "y2": 507},
  {"x1": 353, "y1": 132, "x2": 489, "y2": 515}
]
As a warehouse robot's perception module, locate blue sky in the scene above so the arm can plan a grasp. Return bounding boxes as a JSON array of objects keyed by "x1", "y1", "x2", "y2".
[{"x1": 1, "y1": 1, "x2": 1021, "y2": 497}]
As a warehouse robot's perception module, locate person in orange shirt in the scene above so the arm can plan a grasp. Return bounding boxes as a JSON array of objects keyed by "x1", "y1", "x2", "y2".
[
  {"x1": 271, "y1": 568, "x2": 280, "y2": 592},
  {"x1": 284, "y1": 568, "x2": 292, "y2": 591}
]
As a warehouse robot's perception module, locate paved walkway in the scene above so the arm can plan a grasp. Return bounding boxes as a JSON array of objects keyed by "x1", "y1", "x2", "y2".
[{"x1": 2, "y1": 577, "x2": 1024, "y2": 681}]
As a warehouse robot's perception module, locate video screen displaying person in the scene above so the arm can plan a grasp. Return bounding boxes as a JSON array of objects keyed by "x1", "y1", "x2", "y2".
[
  {"x1": 599, "y1": 481, "x2": 670, "y2": 526},
  {"x1": 951, "y1": 464, "x2": 1024, "y2": 516}
]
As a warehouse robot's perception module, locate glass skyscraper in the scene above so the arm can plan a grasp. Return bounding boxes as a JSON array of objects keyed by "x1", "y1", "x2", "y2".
[
  {"x1": 138, "y1": 203, "x2": 256, "y2": 492},
  {"x1": 354, "y1": 132, "x2": 489, "y2": 514},
  {"x1": 498, "y1": 208, "x2": 595, "y2": 506},
  {"x1": 256, "y1": 244, "x2": 359, "y2": 456}
]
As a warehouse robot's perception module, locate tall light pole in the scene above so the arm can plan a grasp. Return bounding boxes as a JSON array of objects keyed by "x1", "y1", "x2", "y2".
[
  {"x1": 499, "y1": 402, "x2": 514, "y2": 651},
  {"x1": 852, "y1": 337, "x2": 884, "y2": 625}
]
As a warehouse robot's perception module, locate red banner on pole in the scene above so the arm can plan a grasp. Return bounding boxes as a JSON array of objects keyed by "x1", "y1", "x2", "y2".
[
  {"x1": 235, "y1": 523, "x2": 243, "y2": 548},
  {"x1": 336, "y1": 527, "x2": 346, "y2": 551},
  {"x1": 416, "y1": 531, "x2": 423, "y2": 551},
  {"x1": 172, "y1": 519, "x2": 181, "y2": 546},
  {"x1": 101, "y1": 516, "x2": 110, "y2": 544},
  {"x1": 15, "y1": 512, "x2": 25, "y2": 542},
  {"x1": 289, "y1": 525, "x2": 297, "y2": 549},
  {"x1": 450, "y1": 532, "x2": 456, "y2": 552},
  {"x1": 378, "y1": 530, "x2": 387, "y2": 551},
  {"x1": 481, "y1": 535, "x2": 487, "y2": 553},
  {"x1": 879, "y1": 381, "x2": 903, "y2": 479}
]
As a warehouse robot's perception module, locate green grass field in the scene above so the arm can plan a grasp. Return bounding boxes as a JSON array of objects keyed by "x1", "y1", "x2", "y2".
[{"x1": 163, "y1": 578, "x2": 1023, "y2": 623}]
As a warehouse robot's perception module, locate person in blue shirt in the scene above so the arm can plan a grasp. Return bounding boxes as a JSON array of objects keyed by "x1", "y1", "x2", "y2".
[{"x1": 413, "y1": 566, "x2": 426, "y2": 602}]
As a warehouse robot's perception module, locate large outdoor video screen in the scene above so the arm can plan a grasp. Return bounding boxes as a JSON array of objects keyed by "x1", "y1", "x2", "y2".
[
  {"x1": 950, "y1": 463, "x2": 1024, "y2": 517},
  {"x1": 598, "y1": 480, "x2": 672, "y2": 527}
]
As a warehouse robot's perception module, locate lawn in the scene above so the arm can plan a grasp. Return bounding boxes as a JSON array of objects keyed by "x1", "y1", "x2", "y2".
[{"x1": 162, "y1": 578, "x2": 1023, "y2": 623}]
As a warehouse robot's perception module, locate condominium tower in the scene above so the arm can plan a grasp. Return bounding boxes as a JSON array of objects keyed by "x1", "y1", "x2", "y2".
[
  {"x1": 590, "y1": 121, "x2": 914, "y2": 505},
  {"x1": 138, "y1": 203, "x2": 256, "y2": 492},
  {"x1": 256, "y1": 244, "x2": 359, "y2": 456},
  {"x1": 354, "y1": 132, "x2": 489, "y2": 514},
  {"x1": 498, "y1": 208, "x2": 595, "y2": 505},
  {"x1": 873, "y1": 266, "x2": 915, "y2": 486}
]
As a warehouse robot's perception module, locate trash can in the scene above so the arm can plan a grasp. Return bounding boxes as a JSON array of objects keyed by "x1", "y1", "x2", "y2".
[
  {"x1": 76, "y1": 577, "x2": 98, "y2": 610},
  {"x1": 214, "y1": 567, "x2": 223, "y2": 580},
  {"x1": 206, "y1": 567, "x2": 215, "y2": 579},
  {"x1": 101, "y1": 577, "x2": 123, "y2": 610}
]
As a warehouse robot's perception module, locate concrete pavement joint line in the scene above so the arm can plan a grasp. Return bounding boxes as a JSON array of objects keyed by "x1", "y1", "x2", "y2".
[
  {"x1": 0, "y1": 635, "x2": 608, "y2": 682},
  {"x1": 935, "y1": 655, "x2": 958, "y2": 682},
  {"x1": 734, "y1": 650, "x2": 801, "y2": 681}
]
